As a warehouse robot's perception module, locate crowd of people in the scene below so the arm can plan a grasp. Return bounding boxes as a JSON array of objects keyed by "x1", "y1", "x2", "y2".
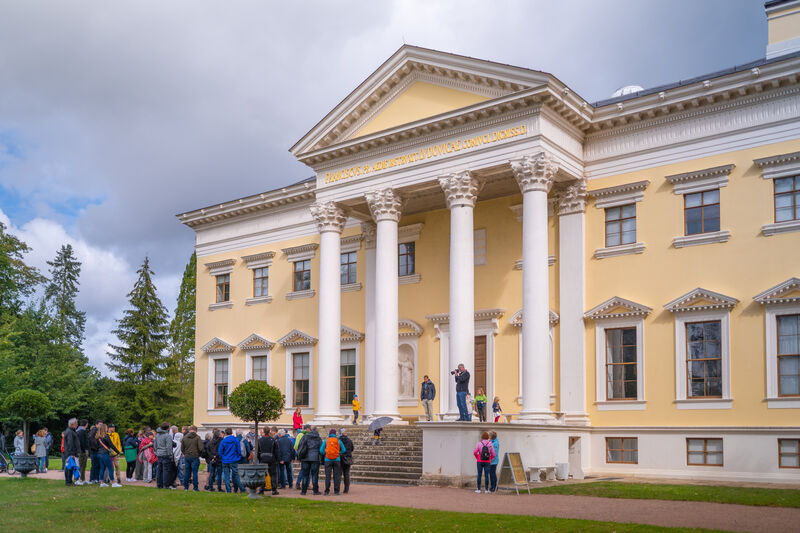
[{"x1": 50, "y1": 418, "x2": 356, "y2": 496}]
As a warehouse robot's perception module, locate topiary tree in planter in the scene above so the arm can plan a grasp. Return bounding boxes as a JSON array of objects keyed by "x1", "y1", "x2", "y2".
[
  {"x1": 227, "y1": 380, "x2": 284, "y2": 498},
  {"x1": 2, "y1": 389, "x2": 52, "y2": 478}
]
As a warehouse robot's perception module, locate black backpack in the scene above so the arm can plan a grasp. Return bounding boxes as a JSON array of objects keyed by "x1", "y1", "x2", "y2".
[{"x1": 480, "y1": 442, "x2": 491, "y2": 461}]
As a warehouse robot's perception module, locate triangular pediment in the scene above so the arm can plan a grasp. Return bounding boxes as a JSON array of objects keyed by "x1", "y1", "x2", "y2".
[
  {"x1": 509, "y1": 309, "x2": 560, "y2": 327},
  {"x1": 754, "y1": 277, "x2": 800, "y2": 305},
  {"x1": 201, "y1": 337, "x2": 235, "y2": 353},
  {"x1": 237, "y1": 333, "x2": 276, "y2": 351},
  {"x1": 278, "y1": 329, "x2": 318, "y2": 347},
  {"x1": 399, "y1": 318, "x2": 423, "y2": 337},
  {"x1": 664, "y1": 288, "x2": 738, "y2": 313},
  {"x1": 291, "y1": 45, "x2": 549, "y2": 156},
  {"x1": 584, "y1": 297, "x2": 652, "y2": 320},
  {"x1": 341, "y1": 325, "x2": 365, "y2": 342}
]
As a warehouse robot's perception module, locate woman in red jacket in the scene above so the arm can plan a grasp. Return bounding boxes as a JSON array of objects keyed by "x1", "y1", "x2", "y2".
[{"x1": 293, "y1": 408, "x2": 303, "y2": 431}]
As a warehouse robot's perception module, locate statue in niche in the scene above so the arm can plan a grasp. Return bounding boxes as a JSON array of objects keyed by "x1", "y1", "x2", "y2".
[{"x1": 398, "y1": 345, "x2": 414, "y2": 399}]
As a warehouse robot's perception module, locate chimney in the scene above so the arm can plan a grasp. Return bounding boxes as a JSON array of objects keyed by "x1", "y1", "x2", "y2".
[{"x1": 766, "y1": 0, "x2": 800, "y2": 59}]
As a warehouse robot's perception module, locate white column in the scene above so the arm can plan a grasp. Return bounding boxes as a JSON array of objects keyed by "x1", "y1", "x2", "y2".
[
  {"x1": 439, "y1": 171, "x2": 482, "y2": 418},
  {"x1": 309, "y1": 201, "x2": 347, "y2": 423},
  {"x1": 510, "y1": 153, "x2": 557, "y2": 422},
  {"x1": 362, "y1": 221, "x2": 377, "y2": 420},
  {"x1": 365, "y1": 189, "x2": 404, "y2": 420},
  {"x1": 557, "y1": 180, "x2": 589, "y2": 425}
]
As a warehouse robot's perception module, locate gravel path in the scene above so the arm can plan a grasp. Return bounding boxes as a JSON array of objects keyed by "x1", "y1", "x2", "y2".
[{"x1": 30, "y1": 469, "x2": 800, "y2": 532}]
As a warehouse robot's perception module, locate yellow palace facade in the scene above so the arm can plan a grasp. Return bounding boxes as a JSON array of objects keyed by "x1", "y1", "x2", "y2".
[{"x1": 180, "y1": 2, "x2": 800, "y2": 483}]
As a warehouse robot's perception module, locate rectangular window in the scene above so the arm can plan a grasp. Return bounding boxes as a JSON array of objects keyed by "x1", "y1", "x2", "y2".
[
  {"x1": 215, "y1": 274, "x2": 230, "y2": 303},
  {"x1": 684, "y1": 189, "x2": 720, "y2": 235},
  {"x1": 214, "y1": 359, "x2": 228, "y2": 408},
  {"x1": 398, "y1": 242, "x2": 415, "y2": 277},
  {"x1": 251, "y1": 355, "x2": 267, "y2": 382},
  {"x1": 687, "y1": 438, "x2": 723, "y2": 466},
  {"x1": 340, "y1": 348, "x2": 356, "y2": 406},
  {"x1": 340, "y1": 252, "x2": 357, "y2": 285},
  {"x1": 777, "y1": 314, "x2": 800, "y2": 396},
  {"x1": 293, "y1": 260, "x2": 311, "y2": 292},
  {"x1": 605, "y1": 204, "x2": 636, "y2": 247},
  {"x1": 606, "y1": 437, "x2": 638, "y2": 464},
  {"x1": 774, "y1": 176, "x2": 800, "y2": 222},
  {"x1": 686, "y1": 321, "x2": 722, "y2": 398},
  {"x1": 253, "y1": 267, "x2": 268, "y2": 297},
  {"x1": 605, "y1": 328, "x2": 637, "y2": 400},
  {"x1": 779, "y1": 439, "x2": 800, "y2": 468},
  {"x1": 292, "y1": 352, "x2": 310, "y2": 407}
]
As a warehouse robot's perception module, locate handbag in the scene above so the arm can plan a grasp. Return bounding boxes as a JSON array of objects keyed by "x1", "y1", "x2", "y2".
[
  {"x1": 31, "y1": 443, "x2": 36, "y2": 454},
  {"x1": 342, "y1": 453, "x2": 353, "y2": 466}
]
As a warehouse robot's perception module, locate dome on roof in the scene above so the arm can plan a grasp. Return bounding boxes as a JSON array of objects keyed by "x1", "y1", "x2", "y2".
[{"x1": 611, "y1": 85, "x2": 644, "y2": 98}]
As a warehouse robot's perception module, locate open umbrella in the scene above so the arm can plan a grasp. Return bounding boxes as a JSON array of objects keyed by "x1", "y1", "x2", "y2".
[{"x1": 368, "y1": 417, "x2": 392, "y2": 431}]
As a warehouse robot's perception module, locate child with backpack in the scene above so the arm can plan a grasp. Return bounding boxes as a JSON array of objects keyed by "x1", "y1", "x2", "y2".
[
  {"x1": 473, "y1": 431, "x2": 495, "y2": 494},
  {"x1": 319, "y1": 428, "x2": 343, "y2": 495}
]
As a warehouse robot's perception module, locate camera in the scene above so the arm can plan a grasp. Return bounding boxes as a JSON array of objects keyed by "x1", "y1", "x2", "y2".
[{"x1": 450, "y1": 369, "x2": 459, "y2": 375}]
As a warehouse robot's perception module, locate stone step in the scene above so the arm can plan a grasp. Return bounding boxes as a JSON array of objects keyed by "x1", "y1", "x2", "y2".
[
  {"x1": 351, "y1": 458, "x2": 423, "y2": 467},
  {"x1": 350, "y1": 476, "x2": 417, "y2": 485},
  {"x1": 350, "y1": 469, "x2": 422, "y2": 480}
]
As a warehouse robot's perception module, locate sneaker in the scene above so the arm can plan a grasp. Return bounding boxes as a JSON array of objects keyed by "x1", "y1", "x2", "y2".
[
  {"x1": 100, "y1": 483, "x2": 109, "y2": 487},
  {"x1": 484, "y1": 490, "x2": 489, "y2": 494},
  {"x1": 168, "y1": 486, "x2": 177, "y2": 490},
  {"x1": 474, "y1": 489, "x2": 481, "y2": 493},
  {"x1": 112, "y1": 483, "x2": 122, "y2": 488}
]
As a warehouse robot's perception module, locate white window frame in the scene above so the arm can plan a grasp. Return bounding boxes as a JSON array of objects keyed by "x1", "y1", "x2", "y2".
[
  {"x1": 285, "y1": 347, "x2": 313, "y2": 414},
  {"x1": 340, "y1": 341, "x2": 361, "y2": 413},
  {"x1": 590, "y1": 180, "x2": 648, "y2": 259},
  {"x1": 399, "y1": 223, "x2": 423, "y2": 284},
  {"x1": 754, "y1": 150, "x2": 800, "y2": 236},
  {"x1": 242, "y1": 252, "x2": 274, "y2": 305},
  {"x1": 765, "y1": 302, "x2": 800, "y2": 408},
  {"x1": 340, "y1": 235, "x2": 362, "y2": 292},
  {"x1": 594, "y1": 317, "x2": 646, "y2": 410},
  {"x1": 207, "y1": 352, "x2": 232, "y2": 415},
  {"x1": 674, "y1": 309, "x2": 732, "y2": 409},
  {"x1": 245, "y1": 349, "x2": 270, "y2": 384}
]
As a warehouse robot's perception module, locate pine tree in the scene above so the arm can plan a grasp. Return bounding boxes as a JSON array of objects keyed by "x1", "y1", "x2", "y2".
[
  {"x1": 168, "y1": 252, "x2": 196, "y2": 421},
  {"x1": 106, "y1": 257, "x2": 170, "y2": 384},
  {"x1": 0, "y1": 222, "x2": 44, "y2": 313},
  {"x1": 44, "y1": 244, "x2": 86, "y2": 347}
]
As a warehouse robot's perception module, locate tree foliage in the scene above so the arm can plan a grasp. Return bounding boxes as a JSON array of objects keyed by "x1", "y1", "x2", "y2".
[
  {"x1": 228, "y1": 380, "x2": 285, "y2": 463},
  {"x1": 168, "y1": 252, "x2": 196, "y2": 422},
  {"x1": 45, "y1": 244, "x2": 86, "y2": 347},
  {"x1": 3, "y1": 388, "x2": 52, "y2": 450},
  {"x1": 0, "y1": 222, "x2": 44, "y2": 313}
]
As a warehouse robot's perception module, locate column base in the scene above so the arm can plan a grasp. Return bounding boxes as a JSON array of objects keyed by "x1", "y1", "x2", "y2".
[
  {"x1": 514, "y1": 411, "x2": 561, "y2": 425},
  {"x1": 563, "y1": 413, "x2": 591, "y2": 426}
]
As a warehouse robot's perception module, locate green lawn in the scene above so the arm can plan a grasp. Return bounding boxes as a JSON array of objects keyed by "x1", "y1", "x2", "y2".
[
  {"x1": 530, "y1": 481, "x2": 800, "y2": 508},
  {"x1": 0, "y1": 478, "x2": 720, "y2": 533}
]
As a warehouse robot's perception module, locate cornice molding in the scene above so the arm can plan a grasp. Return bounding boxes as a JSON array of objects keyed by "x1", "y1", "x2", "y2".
[
  {"x1": 341, "y1": 325, "x2": 365, "y2": 343},
  {"x1": 237, "y1": 334, "x2": 276, "y2": 351},
  {"x1": 365, "y1": 188, "x2": 404, "y2": 223},
  {"x1": 399, "y1": 223, "x2": 424, "y2": 244},
  {"x1": 666, "y1": 164, "x2": 735, "y2": 191},
  {"x1": 340, "y1": 233, "x2": 363, "y2": 253},
  {"x1": 278, "y1": 329, "x2": 318, "y2": 347},
  {"x1": 664, "y1": 287, "x2": 739, "y2": 313},
  {"x1": 201, "y1": 337, "x2": 235, "y2": 353},
  {"x1": 439, "y1": 170, "x2": 483, "y2": 208},
  {"x1": 281, "y1": 243, "x2": 319, "y2": 262},
  {"x1": 509, "y1": 309, "x2": 560, "y2": 327},
  {"x1": 241, "y1": 251, "x2": 274, "y2": 270},
  {"x1": 754, "y1": 277, "x2": 800, "y2": 305},
  {"x1": 310, "y1": 201, "x2": 347, "y2": 233},
  {"x1": 754, "y1": 149, "x2": 800, "y2": 179},
  {"x1": 590, "y1": 180, "x2": 649, "y2": 209},
  {"x1": 584, "y1": 296, "x2": 652, "y2": 320},
  {"x1": 510, "y1": 152, "x2": 558, "y2": 194},
  {"x1": 204, "y1": 259, "x2": 235, "y2": 269}
]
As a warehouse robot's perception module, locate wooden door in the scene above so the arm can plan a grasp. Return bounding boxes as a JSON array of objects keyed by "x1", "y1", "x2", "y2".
[{"x1": 474, "y1": 335, "x2": 487, "y2": 394}]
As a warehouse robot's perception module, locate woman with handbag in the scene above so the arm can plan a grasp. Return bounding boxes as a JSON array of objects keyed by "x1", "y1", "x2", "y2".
[{"x1": 95, "y1": 423, "x2": 121, "y2": 487}]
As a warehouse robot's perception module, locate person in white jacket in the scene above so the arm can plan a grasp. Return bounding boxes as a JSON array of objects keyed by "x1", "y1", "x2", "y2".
[
  {"x1": 13, "y1": 430, "x2": 24, "y2": 455},
  {"x1": 171, "y1": 426, "x2": 184, "y2": 487}
]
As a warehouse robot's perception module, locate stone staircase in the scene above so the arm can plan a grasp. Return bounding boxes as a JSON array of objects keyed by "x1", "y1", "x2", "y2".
[{"x1": 334, "y1": 426, "x2": 423, "y2": 485}]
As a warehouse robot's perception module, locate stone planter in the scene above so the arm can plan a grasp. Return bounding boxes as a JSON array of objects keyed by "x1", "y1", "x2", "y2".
[
  {"x1": 238, "y1": 464, "x2": 267, "y2": 499},
  {"x1": 13, "y1": 455, "x2": 37, "y2": 479}
]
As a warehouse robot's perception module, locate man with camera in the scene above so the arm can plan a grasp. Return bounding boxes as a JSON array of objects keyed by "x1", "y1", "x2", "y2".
[{"x1": 451, "y1": 364, "x2": 471, "y2": 421}]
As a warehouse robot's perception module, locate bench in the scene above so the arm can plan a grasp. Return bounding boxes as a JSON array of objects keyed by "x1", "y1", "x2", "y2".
[{"x1": 528, "y1": 465, "x2": 557, "y2": 483}]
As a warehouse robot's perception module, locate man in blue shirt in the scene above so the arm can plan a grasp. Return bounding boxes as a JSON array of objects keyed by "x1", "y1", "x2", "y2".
[{"x1": 218, "y1": 428, "x2": 245, "y2": 493}]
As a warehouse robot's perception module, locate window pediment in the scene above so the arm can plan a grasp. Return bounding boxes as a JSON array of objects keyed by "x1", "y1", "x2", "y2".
[
  {"x1": 664, "y1": 287, "x2": 738, "y2": 313},
  {"x1": 341, "y1": 325, "x2": 365, "y2": 343},
  {"x1": 202, "y1": 337, "x2": 235, "y2": 353},
  {"x1": 754, "y1": 150, "x2": 800, "y2": 180},
  {"x1": 278, "y1": 329, "x2": 318, "y2": 347},
  {"x1": 754, "y1": 277, "x2": 800, "y2": 305},
  {"x1": 237, "y1": 334, "x2": 275, "y2": 351},
  {"x1": 204, "y1": 259, "x2": 235, "y2": 276},
  {"x1": 399, "y1": 319, "x2": 423, "y2": 338},
  {"x1": 509, "y1": 309, "x2": 559, "y2": 327},
  {"x1": 241, "y1": 252, "x2": 275, "y2": 269},
  {"x1": 584, "y1": 297, "x2": 651, "y2": 320},
  {"x1": 282, "y1": 243, "x2": 318, "y2": 262},
  {"x1": 666, "y1": 164, "x2": 734, "y2": 195}
]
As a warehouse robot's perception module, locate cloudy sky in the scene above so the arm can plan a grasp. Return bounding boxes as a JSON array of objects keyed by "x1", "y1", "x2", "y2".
[{"x1": 0, "y1": 0, "x2": 766, "y2": 373}]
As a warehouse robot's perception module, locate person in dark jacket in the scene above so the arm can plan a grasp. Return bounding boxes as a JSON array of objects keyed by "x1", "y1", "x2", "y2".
[
  {"x1": 453, "y1": 364, "x2": 471, "y2": 421},
  {"x1": 205, "y1": 430, "x2": 223, "y2": 491},
  {"x1": 276, "y1": 429, "x2": 294, "y2": 489},
  {"x1": 420, "y1": 375, "x2": 436, "y2": 421},
  {"x1": 320, "y1": 428, "x2": 343, "y2": 495},
  {"x1": 257, "y1": 427, "x2": 280, "y2": 495},
  {"x1": 181, "y1": 425, "x2": 204, "y2": 491},
  {"x1": 63, "y1": 418, "x2": 80, "y2": 486},
  {"x1": 296, "y1": 427, "x2": 322, "y2": 495},
  {"x1": 76, "y1": 419, "x2": 89, "y2": 484},
  {"x1": 123, "y1": 429, "x2": 139, "y2": 482},
  {"x1": 339, "y1": 428, "x2": 354, "y2": 494},
  {"x1": 88, "y1": 421, "x2": 101, "y2": 483},
  {"x1": 154, "y1": 422, "x2": 174, "y2": 489}
]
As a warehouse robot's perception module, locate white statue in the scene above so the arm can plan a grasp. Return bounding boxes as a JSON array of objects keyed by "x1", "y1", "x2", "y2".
[{"x1": 398, "y1": 348, "x2": 414, "y2": 399}]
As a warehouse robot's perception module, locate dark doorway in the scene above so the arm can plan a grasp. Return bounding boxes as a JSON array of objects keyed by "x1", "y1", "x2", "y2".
[{"x1": 474, "y1": 335, "x2": 487, "y2": 394}]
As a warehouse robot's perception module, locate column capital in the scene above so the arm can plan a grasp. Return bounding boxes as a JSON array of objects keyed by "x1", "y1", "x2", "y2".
[
  {"x1": 555, "y1": 178, "x2": 588, "y2": 215},
  {"x1": 310, "y1": 201, "x2": 347, "y2": 233},
  {"x1": 510, "y1": 152, "x2": 558, "y2": 194},
  {"x1": 365, "y1": 188, "x2": 404, "y2": 223},
  {"x1": 361, "y1": 221, "x2": 377, "y2": 249},
  {"x1": 438, "y1": 170, "x2": 483, "y2": 208}
]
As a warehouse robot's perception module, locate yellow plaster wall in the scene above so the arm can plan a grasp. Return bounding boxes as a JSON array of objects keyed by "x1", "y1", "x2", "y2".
[
  {"x1": 585, "y1": 139, "x2": 800, "y2": 427},
  {"x1": 768, "y1": 7, "x2": 800, "y2": 44},
  {"x1": 353, "y1": 81, "x2": 489, "y2": 138}
]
